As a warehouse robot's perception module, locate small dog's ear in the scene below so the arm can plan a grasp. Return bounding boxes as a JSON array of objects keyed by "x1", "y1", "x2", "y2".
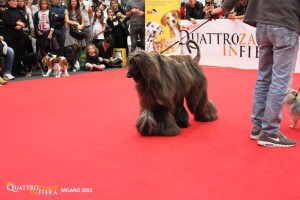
[
  {"x1": 146, "y1": 22, "x2": 151, "y2": 27},
  {"x1": 160, "y1": 14, "x2": 167, "y2": 26},
  {"x1": 172, "y1": 10, "x2": 180, "y2": 19}
]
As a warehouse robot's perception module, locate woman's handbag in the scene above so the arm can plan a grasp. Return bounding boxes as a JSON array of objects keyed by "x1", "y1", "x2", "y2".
[{"x1": 69, "y1": 25, "x2": 87, "y2": 40}]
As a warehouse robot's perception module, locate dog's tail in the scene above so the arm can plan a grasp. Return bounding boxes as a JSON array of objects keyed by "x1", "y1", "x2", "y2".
[{"x1": 186, "y1": 40, "x2": 200, "y2": 64}]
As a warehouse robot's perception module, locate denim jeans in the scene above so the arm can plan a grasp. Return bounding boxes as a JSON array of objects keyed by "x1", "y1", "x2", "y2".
[
  {"x1": 4, "y1": 47, "x2": 14, "y2": 73},
  {"x1": 251, "y1": 23, "x2": 299, "y2": 134}
]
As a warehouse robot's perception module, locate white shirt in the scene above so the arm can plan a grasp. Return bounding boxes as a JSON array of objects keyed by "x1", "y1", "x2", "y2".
[
  {"x1": 79, "y1": 0, "x2": 91, "y2": 26},
  {"x1": 92, "y1": 19, "x2": 105, "y2": 40},
  {"x1": 38, "y1": 10, "x2": 50, "y2": 31}
]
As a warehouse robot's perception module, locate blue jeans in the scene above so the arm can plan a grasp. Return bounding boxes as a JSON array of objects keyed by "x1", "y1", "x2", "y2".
[
  {"x1": 4, "y1": 47, "x2": 14, "y2": 73},
  {"x1": 251, "y1": 23, "x2": 299, "y2": 134}
]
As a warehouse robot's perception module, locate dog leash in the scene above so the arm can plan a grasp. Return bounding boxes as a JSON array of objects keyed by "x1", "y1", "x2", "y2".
[{"x1": 160, "y1": 19, "x2": 210, "y2": 54}]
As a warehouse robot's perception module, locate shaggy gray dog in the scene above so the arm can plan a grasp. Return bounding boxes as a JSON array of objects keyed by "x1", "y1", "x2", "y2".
[
  {"x1": 286, "y1": 89, "x2": 300, "y2": 128},
  {"x1": 126, "y1": 40, "x2": 217, "y2": 136}
]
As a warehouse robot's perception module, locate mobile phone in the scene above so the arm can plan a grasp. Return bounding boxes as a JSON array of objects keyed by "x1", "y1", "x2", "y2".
[
  {"x1": 206, "y1": 2, "x2": 211, "y2": 6},
  {"x1": 134, "y1": 6, "x2": 138, "y2": 9}
]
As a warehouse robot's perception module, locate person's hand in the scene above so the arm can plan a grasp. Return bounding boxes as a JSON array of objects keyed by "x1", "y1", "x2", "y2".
[
  {"x1": 17, "y1": 21, "x2": 25, "y2": 28},
  {"x1": 77, "y1": 24, "x2": 84, "y2": 30},
  {"x1": 138, "y1": 11, "x2": 144, "y2": 16},
  {"x1": 117, "y1": 12, "x2": 122, "y2": 17},
  {"x1": 190, "y1": 18, "x2": 197, "y2": 24},
  {"x1": 132, "y1": 7, "x2": 138, "y2": 13},
  {"x1": 208, "y1": 11, "x2": 218, "y2": 20},
  {"x1": 203, "y1": 5, "x2": 209, "y2": 12},
  {"x1": 47, "y1": 32, "x2": 53, "y2": 40},
  {"x1": 228, "y1": 14, "x2": 235, "y2": 20},
  {"x1": 15, "y1": 25, "x2": 22, "y2": 30}
]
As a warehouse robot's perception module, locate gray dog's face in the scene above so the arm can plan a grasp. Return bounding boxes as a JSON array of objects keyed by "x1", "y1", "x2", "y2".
[{"x1": 286, "y1": 89, "x2": 299, "y2": 105}]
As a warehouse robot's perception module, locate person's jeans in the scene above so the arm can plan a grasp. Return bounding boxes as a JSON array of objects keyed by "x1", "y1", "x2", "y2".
[
  {"x1": 4, "y1": 47, "x2": 14, "y2": 73},
  {"x1": 251, "y1": 23, "x2": 299, "y2": 134}
]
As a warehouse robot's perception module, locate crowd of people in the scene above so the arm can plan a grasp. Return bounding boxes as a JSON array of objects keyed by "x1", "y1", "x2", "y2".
[
  {"x1": 180, "y1": 0, "x2": 247, "y2": 21},
  {"x1": 0, "y1": 0, "x2": 248, "y2": 85},
  {"x1": 0, "y1": 0, "x2": 145, "y2": 85}
]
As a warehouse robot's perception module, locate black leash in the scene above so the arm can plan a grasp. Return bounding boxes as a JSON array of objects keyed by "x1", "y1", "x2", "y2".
[{"x1": 160, "y1": 19, "x2": 210, "y2": 54}]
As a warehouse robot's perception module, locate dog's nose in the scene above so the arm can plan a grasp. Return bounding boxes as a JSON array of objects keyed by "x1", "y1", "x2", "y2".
[{"x1": 126, "y1": 73, "x2": 132, "y2": 78}]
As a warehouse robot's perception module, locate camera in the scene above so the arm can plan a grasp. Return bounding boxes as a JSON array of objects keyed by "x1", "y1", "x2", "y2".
[{"x1": 206, "y1": 2, "x2": 211, "y2": 6}]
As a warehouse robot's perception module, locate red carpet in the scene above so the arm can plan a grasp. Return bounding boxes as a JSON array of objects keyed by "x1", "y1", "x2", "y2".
[{"x1": 1, "y1": 67, "x2": 300, "y2": 200}]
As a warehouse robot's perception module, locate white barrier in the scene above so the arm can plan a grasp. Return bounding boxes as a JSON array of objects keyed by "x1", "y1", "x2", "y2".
[{"x1": 180, "y1": 19, "x2": 300, "y2": 72}]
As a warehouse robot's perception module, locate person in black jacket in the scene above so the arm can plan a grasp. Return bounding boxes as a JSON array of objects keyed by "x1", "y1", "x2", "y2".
[
  {"x1": 106, "y1": 7, "x2": 126, "y2": 49},
  {"x1": 2, "y1": 0, "x2": 28, "y2": 76},
  {"x1": 185, "y1": 0, "x2": 204, "y2": 24},
  {"x1": 97, "y1": 37, "x2": 122, "y2": 68}
]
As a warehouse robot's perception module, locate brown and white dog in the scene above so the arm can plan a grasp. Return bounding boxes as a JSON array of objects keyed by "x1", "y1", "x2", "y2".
[
  {"x1": 160, "y1": 10, "x2": 181, "y2": 40},
  {"x1": 42, "y1": 54, "x2": 70, "y2": 77},
  {"x1": 160, "y1": 10, "x2": 181, "y2": 53}
]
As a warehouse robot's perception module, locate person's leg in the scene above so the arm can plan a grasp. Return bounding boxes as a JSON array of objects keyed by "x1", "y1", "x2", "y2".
[
  {"x1": 15, "y1": 34, "x2": 26, "y2": 74},
  {"x1": 138, "y1": 25, "x2": 145, "y2": 50},
  {"x1": 85, "y1": 26, "x2": 91, "y2": 46},
  {"x1": 4, "y1": 34, "x2": 18, "y2": 75},
  {"x1": 261, "y1": 25, "x2": 299, "y2": 134},
  {"x1": 85, "y1": 62, "x2": 93, "y2": 71},
  {"x1": 130, "y1": 25, "x2": 139, "y2": 52},
  {"x1": 54, "y1": 29, "x2": 65, "y2": 56},
  {"x1": 251, "y1": 23, "x2": 273, "y2": 129},
  {"x1": 4, "y1": 47, "x2": 14, "y2": 74}
]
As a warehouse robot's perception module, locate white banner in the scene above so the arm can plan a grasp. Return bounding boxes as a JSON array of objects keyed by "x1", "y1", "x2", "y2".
[{"x1": 180, "y1": 19, "x2": 300, "y2": 72}]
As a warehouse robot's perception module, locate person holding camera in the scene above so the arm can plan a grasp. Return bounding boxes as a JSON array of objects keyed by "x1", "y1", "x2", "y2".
[
  {"x1": 203, "y1": 0, "x2": 214, "y2": 19},
  {"x1": 210, "y1": 0, "x2": 300, "y2": 147},
  {"x1": 228, "y1": 0, "x2": 247, "y2": 20}
]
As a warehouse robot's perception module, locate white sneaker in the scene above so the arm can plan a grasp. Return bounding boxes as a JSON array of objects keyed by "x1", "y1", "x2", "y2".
[
  {"x1": 4, "y1": 73, "x2": 15, "y2": 80},
  {"x1": 74, "y1": 61, "x2": 80, "y2": 70}
]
